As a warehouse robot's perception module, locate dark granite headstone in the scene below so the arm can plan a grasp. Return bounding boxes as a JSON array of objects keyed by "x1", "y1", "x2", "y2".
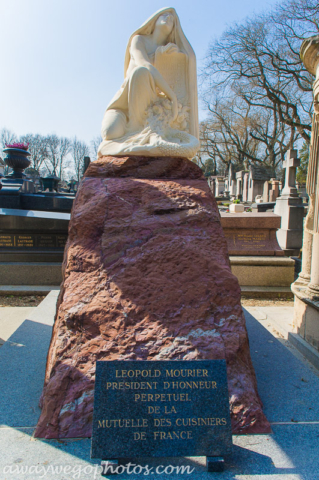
[
  {"x1": 0, "y1": 208, "x2": 70, "y2": 262},
  {"x1": 91, "y1": 360, "x2": 232, "y2": 460}
]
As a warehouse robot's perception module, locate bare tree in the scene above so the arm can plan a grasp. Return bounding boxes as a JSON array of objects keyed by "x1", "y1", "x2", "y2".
[
  {"x1": 58, "y1": 137, "x2": 71, "y2": 179},
  {"x1": 71, "y1": 137, "x2": 90, "y2": 181},
  {"x1": 19, "y1": 133, "x2": 48, "y2": 172},
  {"x1": 239, "y1": 96, "x2": 297, "y2": 169},
  {"x1": 45, "y1": 134, "x2": 71, "y2": 179},
  {"x1": 90, "y1": 135, "x2": 102, "y2": 159},
  {"x1": 45, "y1": 135, "x2": 59, "y2": 175},
  {"x1": 201, "y1": 0, "x2": 317, "y2": 145},
  {"x1": 0, "y1": 128, "x2": 17, "y2": 151},
  {"x1": 199, "y1": 97, "x2": 261, "y2": 173}
]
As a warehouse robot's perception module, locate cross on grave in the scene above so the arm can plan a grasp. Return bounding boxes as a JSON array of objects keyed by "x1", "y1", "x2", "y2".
[{"x1": 281, "y1": 149, "x2": 300, "y2": 197}]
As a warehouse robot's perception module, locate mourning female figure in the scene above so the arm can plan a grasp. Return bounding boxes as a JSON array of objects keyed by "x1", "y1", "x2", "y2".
[{"x1": 98, "y1": 8, "x2": 200, "y2": 158}]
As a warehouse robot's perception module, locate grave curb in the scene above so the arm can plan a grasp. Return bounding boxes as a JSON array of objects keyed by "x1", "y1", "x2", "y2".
[{"x1": 288, "y1": 332, "x2": 319, "y2": 370}]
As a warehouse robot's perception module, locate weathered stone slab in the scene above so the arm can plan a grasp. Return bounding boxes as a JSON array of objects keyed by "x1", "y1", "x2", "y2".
[
  {"x1": 91, "y1": 360, "x2": 232, "y2": 458},
  {"x1": 35, "y1": 156, "x2": 271, "y2": 439}
]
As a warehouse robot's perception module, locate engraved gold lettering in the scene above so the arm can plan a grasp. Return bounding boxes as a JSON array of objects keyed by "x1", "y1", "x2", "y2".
[
  {"x1": 134, "y1": 393, "x2": 191, "y2": 402},
  {"x1": 148, "y1": 406, "x2": 160, "y2": 414},
  {"x1": 153, "y1": 431, "x2": 192, "y2": 440},
  {"x1": 134, "y1": 432, "x2": 146, "y2": 440},
  {"x1": 174, "y1": 417, "x2": 226, "y2": 427},
  {"x1": 164, "y1": 406, "x2": 176, "y2": 414},
  {"x1": 96, "y1": 418, "x2": 148, "y2": 428},
  {"x1": 166, "y1": 369, "x2": 207, "y2": 377},
  {"x1": 115, "y1": 369, "x2": 162, "y2": 378},
  {"x1": 154, "y1": 418, "x2": 171, "y2": 427}
]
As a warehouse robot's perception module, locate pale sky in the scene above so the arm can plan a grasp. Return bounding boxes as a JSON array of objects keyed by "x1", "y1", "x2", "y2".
[{"x1": 0, "y1": 0, "x2": 280, "y2": 145}]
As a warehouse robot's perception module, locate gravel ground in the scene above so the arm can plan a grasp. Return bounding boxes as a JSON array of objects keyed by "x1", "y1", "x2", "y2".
[
  {"x1": 241, "y1": 297, "x2": 294, "y2": 307},
  {"x1": 0, "y1": 295, "x2": 47, "y2": 307},
  {"x1": 0, "y1": 295, "x2": 294, "y2": 308}
]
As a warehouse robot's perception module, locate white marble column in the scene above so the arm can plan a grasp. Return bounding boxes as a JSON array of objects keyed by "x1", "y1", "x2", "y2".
[
  {"x1": 297, "y1": 36, "x2": 319, "y2": 297},
  {"x1": 298, "y1": 194, "x2": 314, "y2": 284},
  {"x1": 308, "y1": 232, "x2": 319, "y2": 296}
]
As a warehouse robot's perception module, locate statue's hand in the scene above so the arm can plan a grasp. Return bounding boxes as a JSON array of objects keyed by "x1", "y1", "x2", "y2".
[{"x1": 159, "y1": 43, "x2": 179, "y2": 55}]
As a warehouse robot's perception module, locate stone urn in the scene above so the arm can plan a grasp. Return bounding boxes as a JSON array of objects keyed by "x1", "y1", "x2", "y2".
[
  {"x1": 41, "y1": 174, "x2": 61, "y2": 192},
  {"x1": 3, "y1": 147, "x2": 31, "y2": 178},
  {"x1": 68, "y1": 178, "x2": 77, "y2": 193}
]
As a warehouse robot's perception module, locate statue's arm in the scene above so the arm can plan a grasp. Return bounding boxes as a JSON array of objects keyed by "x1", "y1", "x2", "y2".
[{"x1": 131, "y1": 36, "x2": 178, "y2": 120}]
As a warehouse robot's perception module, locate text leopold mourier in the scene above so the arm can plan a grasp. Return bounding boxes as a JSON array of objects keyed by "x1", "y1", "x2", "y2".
[{"x1": 97, "y1": 368, "x2": 227, "y2": 441}]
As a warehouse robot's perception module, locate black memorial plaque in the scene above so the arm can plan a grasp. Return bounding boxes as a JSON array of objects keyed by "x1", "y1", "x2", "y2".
[
  {"x1": 91, "y1": 360, "x2": 232, "y2": 459},
  {"x1": 0, "y1": 234, "x2": 15, "y2": 247},
  {"x1": 16, "y1": 234, "x2": 34, "y2": 248},
  {"x1": 56, "y1": 235, "x2": 68, "y2": 248},
  {"x1": 0, "y1": 233, "x2": 68, "y2": 249},
  {"x1": 37, "y1": 234, "x2": 56, "y2": 248}
]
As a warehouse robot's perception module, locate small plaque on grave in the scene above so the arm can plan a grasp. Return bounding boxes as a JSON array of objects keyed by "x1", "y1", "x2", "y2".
[
  {"x1": 0, "y1": 233, "x2": 68, "y2": 250},
  {"x1": 37, "y1": 235, "x2": 57, "y2": 248},
  {"x1": 56, "y1": 235, "x2": 68, "y2": 248},
  {"x1": 16, "y1": 234, "x2": 35, "y2": 248},
  {"x1": 91, "y1": 360, "x2": 232, "y2": 459},
  {"x1": 224, "y1": 230, "x2": 268, "y2": 251},
  {"x1": 0, "y1": 234, "x2": 15, "y2": 247}
]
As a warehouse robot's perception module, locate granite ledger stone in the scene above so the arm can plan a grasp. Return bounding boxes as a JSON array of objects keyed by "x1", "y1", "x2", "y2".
[{"x1": 35, "y1": 155, "x2": 271, "y2": 439}]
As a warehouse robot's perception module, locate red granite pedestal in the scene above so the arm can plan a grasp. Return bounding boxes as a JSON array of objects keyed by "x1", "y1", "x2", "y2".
[{"x1": 35, "y1": 156, "x2": 271, "y2": 439}]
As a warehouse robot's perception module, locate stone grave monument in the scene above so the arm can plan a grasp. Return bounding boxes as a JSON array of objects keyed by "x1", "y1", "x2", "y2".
[
  {"x1": 214, "y1": 176, "x2": 225, "y2": 197},
  {"x1": 262, "y1": 178, "x2": 280, "y2": 204},
  {"x1": 35, "y1": 7, "x2": 270, "y2": 451},
  {"x1": 220, "y1": 212, "x2": 294, "y2": 294},
  {"x1": 274, "y1": 150, "x2": 304, "y2": 255},
  {"x1": 247, "y1": 164, "x2": 275, "y2": 203},
  {"x1": 269, "y1": 179, "x2": 280, "y2": 202},
  {"x1": 236, "y1": 170, "x2": 249, "y2": 201},
  {"x1": 0, "y1": 147, "x2": 77, "y2": 291},
  {"x1": 291, "y1": 35, "x2": 319, "y2": 361}
]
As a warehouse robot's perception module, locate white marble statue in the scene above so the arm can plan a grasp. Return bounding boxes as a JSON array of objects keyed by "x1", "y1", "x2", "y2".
[{"x1": 98, "y1": 8, "x2": 200, "y2": 159}]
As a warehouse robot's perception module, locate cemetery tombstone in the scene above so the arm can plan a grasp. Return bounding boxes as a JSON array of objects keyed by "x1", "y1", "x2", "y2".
[
  {"x1": 215, "y1": 176, "x2": 225, "y2": 197},
  {"x1": 35, "y1": 7, "x2": 270, "y2": 453},
  {"x1": 242, "y1": 172, "x2": 249, "y2": 202},
  {"x1": 236, "y1": 170, "x2": 248, "y2": 201},
  {"x1": 208, "y1": 176, "x2": 216, "y2": 197},
  {"x1": 274, "y1": 150, "x2": 304, "y2": 254},
  {"x1": 227, "y1": 164, "x2": 237, "y2": 198},
  {"x1": 269, "y1": 179, "x2": 280, "y2": 202},
  {"x1": 263, "y1": 180, "x2": 270, "y2": 203},
  {"x1": 0, "y1": 208, "x2": 69, "y2": 262},
  {"x1": 247, "y1": 165, "x2": 275, "y2": 202}
]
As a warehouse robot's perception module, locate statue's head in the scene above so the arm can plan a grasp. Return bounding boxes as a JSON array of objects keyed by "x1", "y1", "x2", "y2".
[
  {"x1": 124, "y1": 9, "x2": 186, "y2": 73},
  {"x1": 154, "y1": 12, "x2": 175, "y2": 39}
]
